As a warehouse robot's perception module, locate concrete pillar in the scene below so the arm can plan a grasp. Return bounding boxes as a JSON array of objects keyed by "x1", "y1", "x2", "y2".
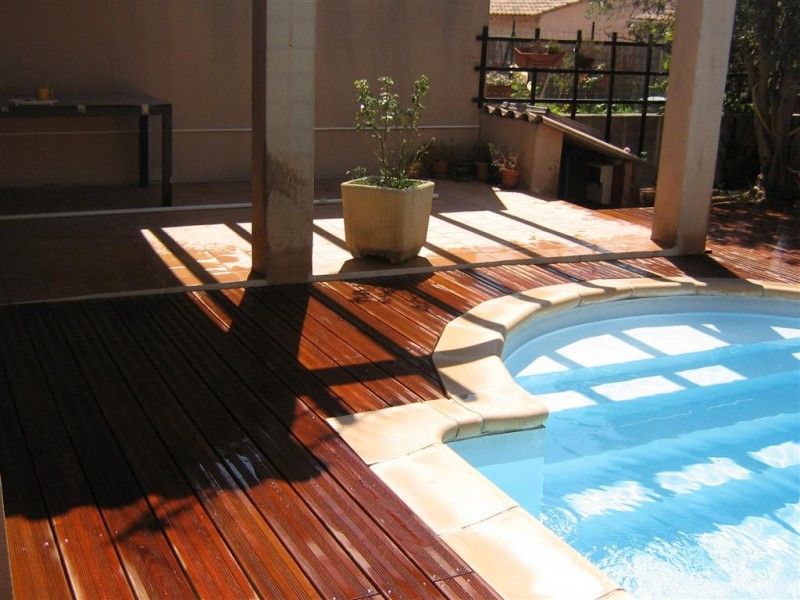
[
  {"x1": 251, "y1": 0, "x2": 316, "y2": 281},
  {"x1": 651, "y1": 0, "x2": 736, "y2": 253}
]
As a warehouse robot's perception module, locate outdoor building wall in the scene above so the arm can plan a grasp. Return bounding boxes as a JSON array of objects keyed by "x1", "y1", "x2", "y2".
[
  {"x1": 479, "y1": 112, "x2": 564, "y2": 196},
  {"x1": 537, "y1": 2, "x2": 634, "y2": 40},
  {"x1": 0, "y1": 0, "x2": 488, "y2": 187},
  {"x1": 488, "y1": 14, "x2": 539, "y2": 38},
  {"x1": 0, "y1": 1, "x2": 252, "y2": 186},
  {"x1": 315, "y1": 0, "x2": 487, "y2": 178}
]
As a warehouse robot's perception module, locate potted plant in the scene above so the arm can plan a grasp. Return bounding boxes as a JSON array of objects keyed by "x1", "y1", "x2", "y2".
[
  {"x1": 427, "y1": 139, "x2": 451, "y2": 178},
  {"x1": 473, "y1": 141, "x2": 491, "y2": 182},
  {"x1": 490, "y1": 144, "x2": 520, "y2": 189},
  {"x1": 341, "y1": 75, "x2": 434, "y2": 263},
  {"x1": 484, "y1": 70, "x2": 530, "y2": 100},
  {"x1": 514, "y1": 40, "x2": 563, "y2": 69}
]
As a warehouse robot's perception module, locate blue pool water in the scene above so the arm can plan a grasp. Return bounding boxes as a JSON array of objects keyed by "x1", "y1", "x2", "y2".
[{"x1": 451, "y1": 297, "x2": 800, "y2": 599}]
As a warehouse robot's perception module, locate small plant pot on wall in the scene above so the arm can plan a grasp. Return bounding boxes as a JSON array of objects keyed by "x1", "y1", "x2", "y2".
[
  {"x1": 514, "y1": 46, "x2": 563, "y2": 69},
  {"x1": 500, "y1": 168, "x2": 520, "y2": 189},
  {"x1": 341, "y1": 180, "x2": 434, "y2": 264},
  {"x1": 484, "y1": 83, "x2": 513, "y2": 98}
]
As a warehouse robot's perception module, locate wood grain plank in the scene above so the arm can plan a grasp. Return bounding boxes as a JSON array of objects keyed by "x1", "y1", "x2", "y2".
[
  {"x1": 92, "y1": 298, "x2": 322, "y2": 600},
  {"x1": 222, "y1": 286, "x2": 390, "y2": 414},
  {"x1": 52, "y1": 301, "x2": 257, "y2": 599},
  {"x1": 278, "y1": 284, "x2": 443, "y2": 400},
  {"x1": 0, "y1": 312, "x2": 71, "y2": 600},
  {"x1": 310, "y1": 283, "x2": 441, "y2": 382},
  {"x1": 183, "y1": 289, "x2": 471, "y2": 585},
  {"x1": 132, "y1": 292, "x2": 376, "y2": 599},
  {"x1": 435, "y1": 573, "x2": 504, "y2": 600},
  {"x1": 261, "y1": 285, "x2": 426, "y2": 404},
  {"x1": 169, "y1": 289, "x2": 453, "y2": 596},
  {"x1": 0, "y1": 306, "x2": 135, "y2": 600},
  {"x1": 20, "y1": 303, "x2": 196, "y2": 600}
]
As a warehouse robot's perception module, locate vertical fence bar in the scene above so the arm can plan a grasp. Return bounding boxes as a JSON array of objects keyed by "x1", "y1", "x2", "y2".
[
  {"x1": 570, "y1": 29, "x2": 582, "y2": 119},
  {"x1": 477, "y1": 25, "x2": 489, "y2": 107},
  {"x1": 604, "y1": 32, "x2": 618, "y2": 141},
  {"x1": 529, "y1": 28, "x2": 541, "y2": 106},
  {"x1": 638, "y1": 33, "x2": 654, "y2": 155}
]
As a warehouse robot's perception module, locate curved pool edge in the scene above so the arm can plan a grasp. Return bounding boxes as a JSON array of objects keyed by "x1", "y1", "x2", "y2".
[{"x1": 326, "y1": 276, "x2": 799, "y2": 600}]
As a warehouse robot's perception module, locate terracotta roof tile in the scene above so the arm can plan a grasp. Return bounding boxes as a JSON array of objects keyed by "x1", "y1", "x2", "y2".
[{"x1": 490, "y1": 0, "x2": 581, "y2": 16}]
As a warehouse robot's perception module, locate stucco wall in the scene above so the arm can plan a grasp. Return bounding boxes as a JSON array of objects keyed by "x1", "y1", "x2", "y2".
[
  {"x1": 537, "y1": 1, "x2": 633, "y2": 40},
  {"x1": 488, "y1": 14, "x2": 539, "y2": 38},
  {"x1": 0, "y1": 0, "x2": 488, "y2": 186},
  {"x1": 315, "y1": 0, "x2": 487, "y2": 178},
  {"x1": 479, "y1": 112, "x2": 564, "y2": 196}
]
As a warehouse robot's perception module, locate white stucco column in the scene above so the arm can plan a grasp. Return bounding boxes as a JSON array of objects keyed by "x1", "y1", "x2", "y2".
[
  {"x1": 651, "y1": 0, "x2": 736, "y2": 253},
  {"x1": 252, "y1": 0, "x2": 316, "y2": 281}
]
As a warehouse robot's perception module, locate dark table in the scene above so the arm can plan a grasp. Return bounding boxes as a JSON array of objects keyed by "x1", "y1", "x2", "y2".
[{"x1": 1, "y1": 93, "x2": 172, "y2": 205}]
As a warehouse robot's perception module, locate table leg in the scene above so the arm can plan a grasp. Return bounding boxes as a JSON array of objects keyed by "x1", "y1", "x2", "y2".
[
  {"x1": 161, "y1": 107, "x2": 172, "y2": 206},
  {"x1": 138, "y1": 114, "x2": 149, "y2": 187}
]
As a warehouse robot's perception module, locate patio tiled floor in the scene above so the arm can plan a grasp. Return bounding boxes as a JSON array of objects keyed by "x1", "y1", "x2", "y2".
[{"x1": 0, "y1": 180, "x2": 663, "y2": 304}]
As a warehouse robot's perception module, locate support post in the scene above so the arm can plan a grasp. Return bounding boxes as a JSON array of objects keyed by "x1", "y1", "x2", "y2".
[
  {"x1": 138, "y1": 115, "x2": 149, "y2": 187},
  {"x1": 637, "y1": 34, "x2": 653, "y2": 156},
  {"x1": 570, "y1": 30, "x2": 582, "y2": 120},
  {"x1": 251, "y1": 0, "x2": 316, "y2": 282},
  {"x1": 651, "y1": 0, "x2": 736, "y2": 253},
  {"x1": 604, "y1": 32, "x2": 617, "y2": 142}
]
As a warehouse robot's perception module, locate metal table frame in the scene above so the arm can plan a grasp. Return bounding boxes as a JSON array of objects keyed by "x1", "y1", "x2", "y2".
[{"x1": 1, "y1": 94, "x2": 172, "y2": 205}]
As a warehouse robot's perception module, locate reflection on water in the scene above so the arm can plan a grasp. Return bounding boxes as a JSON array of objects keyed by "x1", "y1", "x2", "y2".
[{"x1": 455, "y1": 304, "x2": 800, "y2": 598}]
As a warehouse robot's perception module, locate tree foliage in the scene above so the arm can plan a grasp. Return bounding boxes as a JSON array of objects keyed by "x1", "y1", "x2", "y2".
[
  {"x1": 352, "y1": 75, "x2": 432, "y2": 189},
  {"x1": 734, "y1": 0, "x2": 799, "y2": 203},
  {"x1": 591, "y1": 0, "x2": 799, "y2": 204}
]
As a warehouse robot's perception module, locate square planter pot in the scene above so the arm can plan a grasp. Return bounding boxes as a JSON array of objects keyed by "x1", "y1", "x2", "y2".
[{"x1": 341, "y1": 179, "x2": 434, "y2": 263}]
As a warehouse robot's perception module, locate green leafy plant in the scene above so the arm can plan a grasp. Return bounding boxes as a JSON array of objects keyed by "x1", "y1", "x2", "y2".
[
  {"x1": 352, "y1": 75, "x2": 432, "y2": 189},
  {"x1": 489, "y1": 144, "x2": 518, "y2": 170}
]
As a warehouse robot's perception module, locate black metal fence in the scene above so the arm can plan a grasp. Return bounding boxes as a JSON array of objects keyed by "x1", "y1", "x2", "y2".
[
  {"x1": 475, "y1": 26, "x2": 750, "y2": 158},
  {"x1": 475, "y1": 26, "x2": 668, "y2": 155}
]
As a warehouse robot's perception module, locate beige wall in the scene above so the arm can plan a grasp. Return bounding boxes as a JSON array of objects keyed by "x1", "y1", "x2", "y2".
[
  {"x1": 315, "y1": 0, "x2": 487, "y2": 178},
  {"x1": 479, "y1": 112, "x2": 564, "y2": 196},
  {"x1": 488, "y1": 14, "x2": 539, "y2": 38},
  {"x1": 0, "y1": 1, "x2": 252, "y2": 186},
  {"x1": 0, "y1": 0, "x2": 488, "y2": 186},
  {"x1": 537, "y1": 1, "x2": 633, "y2": 40}
]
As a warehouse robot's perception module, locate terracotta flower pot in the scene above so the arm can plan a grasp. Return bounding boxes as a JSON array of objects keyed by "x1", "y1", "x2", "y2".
[
  {"x1": 500, "y1": 168, "x2": 519, "y2": 189},
  {"x1": 474, "y1": 162, "x2": 489, "y2": 182},
  {"x1": 513, "y1": 47, "x2": 563, "y2": 69},
  {"x1": 484, "y1": 83, "x2": 513, "y2": 98}
]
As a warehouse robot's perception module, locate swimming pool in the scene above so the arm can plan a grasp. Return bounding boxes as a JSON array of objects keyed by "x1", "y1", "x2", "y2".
[{"x1": 451, "y1": 296, "x2": 800, "y2": 598}]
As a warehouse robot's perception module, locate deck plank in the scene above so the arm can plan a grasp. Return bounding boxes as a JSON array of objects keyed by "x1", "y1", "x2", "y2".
[
  {"x1": 20, "y1": 304, "x2": 196, "y2": 599},
  {"x1": 93, "y1": 297, "x2": 322, "y2": 600},
  {"x1": 179, "y1": 289, "x2": 471, "y2": 587},
  {"x1": 52, "y1": 301, "x2": 258, "y2": 599},
  {"x1": 0, "y1": 316, "x2": 71, "y2": 600},
  {"x1": 278, "y1": 283, "x2": 443, "y2": 399},
  {"x1": 138, "y1": 292, "x2": 379, "y2": 599},
  {"x1": 0, "y1": 307, "x2": 136, "y2": 600}
]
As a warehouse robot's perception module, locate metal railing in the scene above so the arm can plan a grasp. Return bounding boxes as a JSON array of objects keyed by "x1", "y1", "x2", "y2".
[{"x1": 475, "y1": 26, "x2": 670, "y2": 155}]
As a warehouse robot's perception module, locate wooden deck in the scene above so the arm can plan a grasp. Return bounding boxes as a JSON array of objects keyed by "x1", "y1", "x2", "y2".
[{"x1": 1, "y1": 204, "x2": 798, "y2": 599}]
